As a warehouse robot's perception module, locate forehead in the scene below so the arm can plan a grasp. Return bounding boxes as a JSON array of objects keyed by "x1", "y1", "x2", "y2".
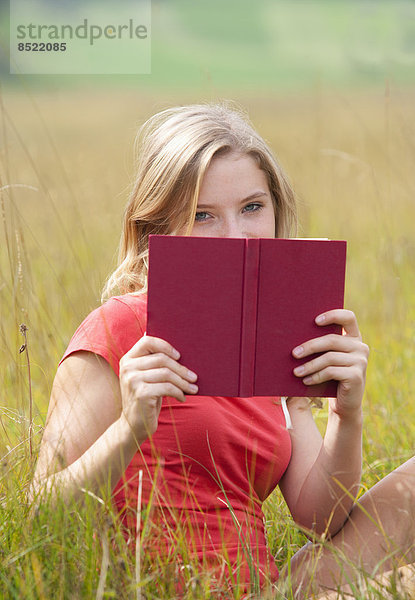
[{"x1": 199, "y1": 152, "x2": 270, "y2": 199}]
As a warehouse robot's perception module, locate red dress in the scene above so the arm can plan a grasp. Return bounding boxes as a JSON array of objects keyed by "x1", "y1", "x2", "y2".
[{"x1": 60, "y1": 294, "x2": 292, "y2": 589}]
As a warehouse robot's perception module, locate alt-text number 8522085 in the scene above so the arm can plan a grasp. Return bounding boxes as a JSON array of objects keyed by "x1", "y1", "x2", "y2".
[{"x1": 17, "y1": 42, "x2": 67, "y2": 52}]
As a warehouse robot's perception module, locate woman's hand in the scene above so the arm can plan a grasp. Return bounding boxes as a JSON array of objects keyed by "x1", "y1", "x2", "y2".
[
  {"x1": 292, "y1": 309, "x2": 369, "y2": 419},
  {"x1": 119, "y1": 335, "x2": 198, "y2": 438}
]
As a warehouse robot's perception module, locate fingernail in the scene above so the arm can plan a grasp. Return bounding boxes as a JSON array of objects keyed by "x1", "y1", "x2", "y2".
[
  {"x1": 173, "y1": 349, "x2": 180, "y2": 359},
  {"x1": 294, "y1": 365, "x2": 305, "y2": 375},
  {"x1": 189, "y1": 384, "x2": 198, "y2": 393},
  {"x1": 303, "y1": 376, "x2": 313, "y2": 385},
  {"x1": 316, "y1": 314, "x2": 325, "y2": 324},
  {"x1": 293, "y1": 346, "x2": 304, "y2": 357},
  {"x1": 187, "y1": 370, "x2": 198, "y2": 381}
]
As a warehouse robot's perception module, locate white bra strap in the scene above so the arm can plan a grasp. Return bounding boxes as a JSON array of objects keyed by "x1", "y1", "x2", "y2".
[{"x1": 281, "y1": 396, "x2": 293, "y2": 430}]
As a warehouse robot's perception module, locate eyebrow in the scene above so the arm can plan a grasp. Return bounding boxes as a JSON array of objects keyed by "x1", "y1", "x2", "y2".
[{"x1": 196, "y1": 190, "x2": 269, "y2": 209}]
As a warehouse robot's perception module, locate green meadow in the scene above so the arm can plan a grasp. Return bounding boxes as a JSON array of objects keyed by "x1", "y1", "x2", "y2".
[
  {"x1": 1, "y1": 1, "x2": 415, "y2": 597},
  {"x1": 2, "y1": 0, "x2": 415, "y2": 89},
  {"x1": 1, "y1": 85, "x2": 415, "y2": 598}
]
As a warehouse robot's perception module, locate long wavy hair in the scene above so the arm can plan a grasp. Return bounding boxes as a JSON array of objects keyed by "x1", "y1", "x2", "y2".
[{"x1": 102, "y1": 103, "x2": 298, "y2": 299}]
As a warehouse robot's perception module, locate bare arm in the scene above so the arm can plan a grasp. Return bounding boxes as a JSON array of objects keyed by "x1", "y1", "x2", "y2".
[
  {"x1": 279, "y1": 310, "x2": 368, "y2": 537},
  {"x1": 30, "y1": 336, "x2": 198, "y2": 504},
  {"x1": 30, "y1": 351, "x2": 139, "y2": 503},
  {"x1": 279, "y1": 397, "x2": 362, "y2": 536},
  {"x1": 290, "y1": 457, "x2": 415, "y2": 597}
]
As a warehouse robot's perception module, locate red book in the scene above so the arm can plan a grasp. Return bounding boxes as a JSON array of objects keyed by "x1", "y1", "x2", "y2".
[{"x1": 147, "y1": 236, "x2": 347, "y2": 398}]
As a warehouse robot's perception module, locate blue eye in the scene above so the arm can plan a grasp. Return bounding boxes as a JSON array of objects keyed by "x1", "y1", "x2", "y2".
[
  {"x1": 243, "y1": 203, "x2": 263, "y2": 213},
  {"x1": 194, "y1": 203, "x2": 263, "y2": 223},
  {"x1": 195, "y1": 211, "x2": 209, "y2": 221}
]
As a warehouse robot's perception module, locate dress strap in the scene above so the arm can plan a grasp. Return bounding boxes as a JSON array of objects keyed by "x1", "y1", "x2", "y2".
[{"x1": 280, "y1": 397, "x2": 293, "y2": 430}]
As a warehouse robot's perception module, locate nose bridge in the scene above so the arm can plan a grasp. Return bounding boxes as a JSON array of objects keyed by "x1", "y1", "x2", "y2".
[{"x1": 221, "y1": 212, "x2": 246, "y2": 238}]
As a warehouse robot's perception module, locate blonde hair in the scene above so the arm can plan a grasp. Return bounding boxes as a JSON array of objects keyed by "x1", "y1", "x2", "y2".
[{"x1": 102, "y1": 103, "x2": 298, "y2": 299}]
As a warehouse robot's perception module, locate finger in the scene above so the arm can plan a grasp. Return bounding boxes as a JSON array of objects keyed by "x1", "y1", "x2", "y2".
[
  {"x1": 131, "y1": 353, "x2": 198, "y2": 382},
  {"x1": 293, "y1": 351, "x2": 355, "y2": 378},
  {"x1": 301, "y1": 365, "x2": 363, "y2": 386},
  {"x1": 141, "y1": 367, "x2": 199, "y2": 395},
  {"x1": 293, "y1": 334, "x2": 364, "y2": 359},
  {"x1": 315, "y1": 309, "x2": 361, "y2": 338},
  {"x1": 139, "y1": 381, "x2": 188, "y2": 403},
  {"x1": 123, "y1": 335, "x2": 181, "y2": 361}
]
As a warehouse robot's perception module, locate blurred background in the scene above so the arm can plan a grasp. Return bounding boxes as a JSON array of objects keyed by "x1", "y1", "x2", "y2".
[
  {"x1": 1, "y1": 2, "x2": 415, "y2": 594},
  {"x1": 1, "y1": 0, "x2": 415, "y2": 493}
]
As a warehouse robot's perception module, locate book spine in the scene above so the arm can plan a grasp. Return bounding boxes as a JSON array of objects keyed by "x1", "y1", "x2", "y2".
[{"x1": 238, "y1": 238, "x2": 260, "y2": 397}]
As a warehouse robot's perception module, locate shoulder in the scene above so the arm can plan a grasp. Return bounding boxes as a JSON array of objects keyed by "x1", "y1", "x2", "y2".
[
  {"x1": 60, "y1": 293, "x2": 147, "y2": 376},
  {"x1": 72, "y1": 293, "x2": 147, "y2": 342},
  {"x1": 92, "y1": 292, "x2": 147, "y2": 321}
]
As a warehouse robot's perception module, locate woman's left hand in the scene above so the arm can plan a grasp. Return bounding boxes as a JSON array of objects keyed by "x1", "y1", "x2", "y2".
[{"x1": 292, "y1": 309, "x2": 369, "y2": 419}]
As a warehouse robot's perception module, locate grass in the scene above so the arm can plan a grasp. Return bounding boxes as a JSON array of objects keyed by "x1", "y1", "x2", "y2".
[{"x1": 1, "y1": 84, "x2": 415, "y2": 597}]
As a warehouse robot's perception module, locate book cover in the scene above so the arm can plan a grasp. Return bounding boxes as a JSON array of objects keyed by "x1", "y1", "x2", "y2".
[{"x1": 147, "y1": 235, "x2": 347, "y2": 398}]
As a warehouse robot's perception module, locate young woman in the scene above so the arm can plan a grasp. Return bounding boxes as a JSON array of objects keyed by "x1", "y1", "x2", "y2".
[{"x1": 31, "y1": 104, "x2": 414, "y2": 596}]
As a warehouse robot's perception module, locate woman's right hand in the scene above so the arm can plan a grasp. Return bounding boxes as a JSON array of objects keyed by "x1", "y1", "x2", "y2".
[{"x1": 118, "y1": 335, "x2": 199, "y2": 438}]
